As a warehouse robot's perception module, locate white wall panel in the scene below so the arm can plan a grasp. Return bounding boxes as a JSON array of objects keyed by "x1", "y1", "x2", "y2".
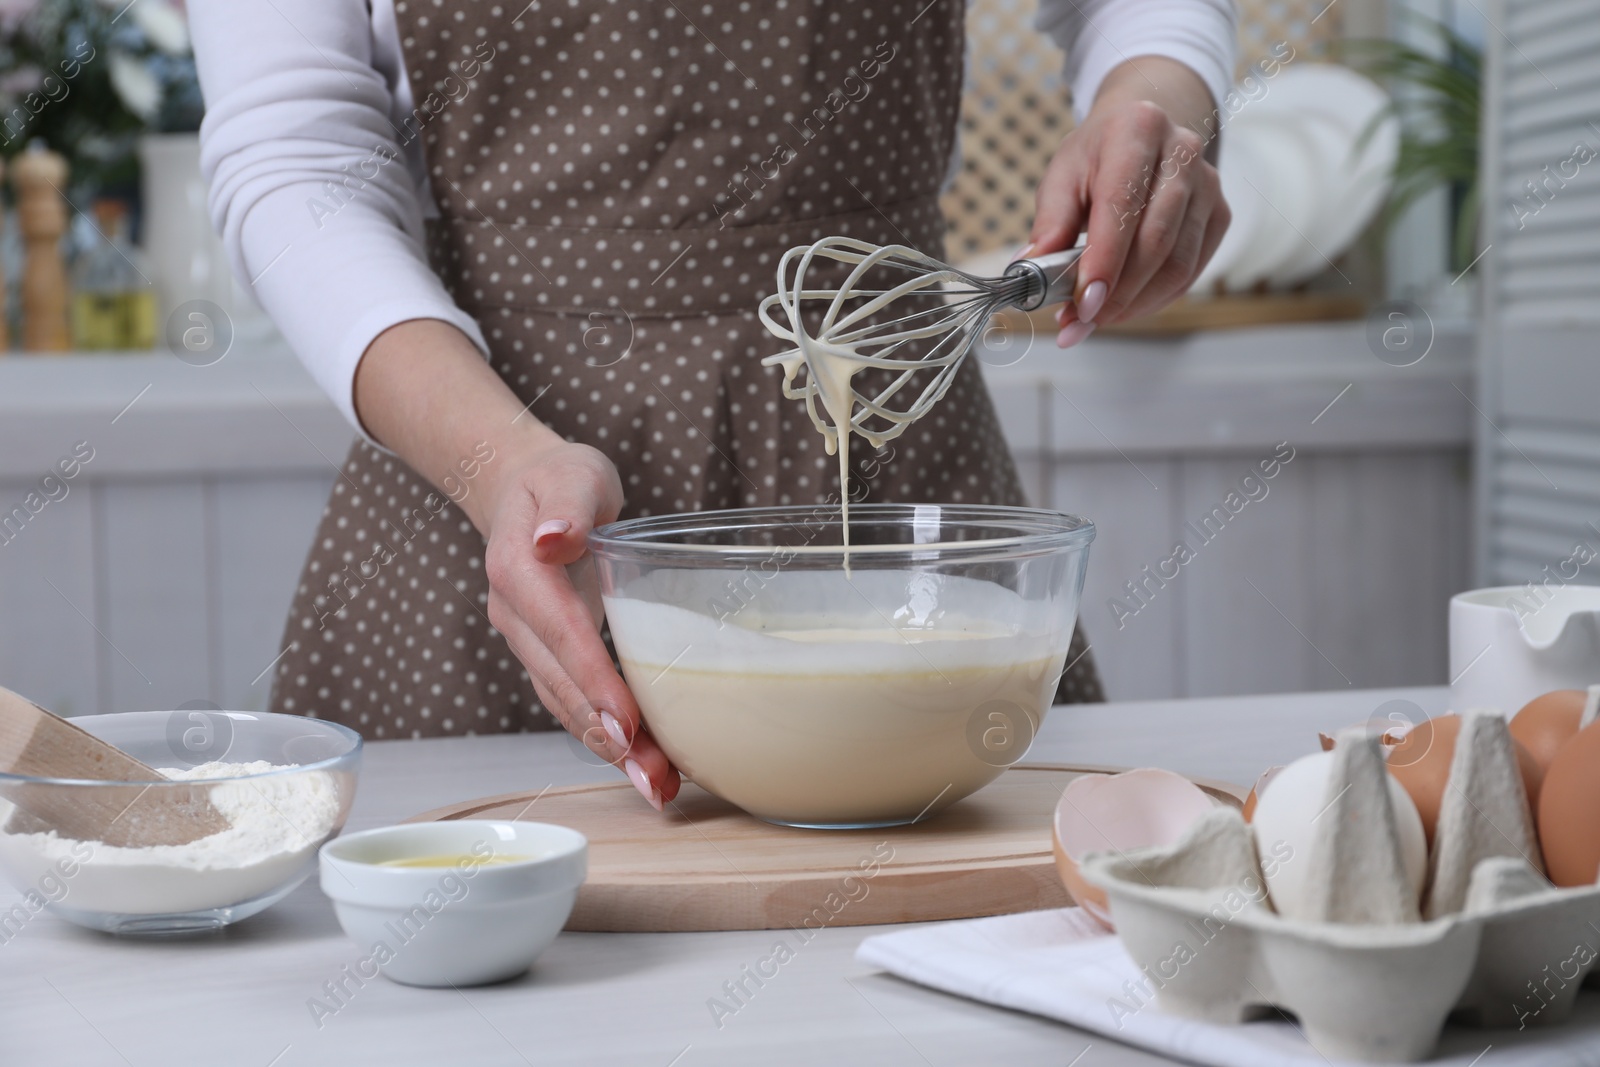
[
  {"x1": 1305, "y1": 452, "x2": 1468, "y2": 692},
  {"x1": 1037, "y1": 447, "x2": 1471, "y2": 702},
  {"x1": 213, "y1": 474, "x2": 336, "y2": 711},
  {"x1": 1178, "y1": 453, "x2": 1317, "y2": 698},
  {"x1": 0, "y1": 476, "x2": 100, "y2": 716},
  {"x1": 98, "y1": 480, "x2": 213, "y2": 712},
  {"x1": 1051, "y1": 459, "x2": 1181, "y2": 701}
]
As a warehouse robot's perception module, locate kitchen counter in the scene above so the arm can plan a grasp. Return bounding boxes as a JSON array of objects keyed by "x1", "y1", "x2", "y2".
[
  {"x1": 5, "y1": 686, "x2": 1451, "y2": 1067},
  {"x1": 0, "y1": 344, "x2": 351, "y2": 480},
  {"x1": 978, "y1": 318, "x2": 1473, "y2": 460},
  {"x1": 0, "y1": 318, "x2": 1472, "y2": 478}
]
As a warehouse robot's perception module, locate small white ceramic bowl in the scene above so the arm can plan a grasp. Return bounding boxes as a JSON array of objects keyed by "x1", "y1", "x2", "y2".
[{"x1": 319, "y1": 820, "x2": 587, "y2": 987}]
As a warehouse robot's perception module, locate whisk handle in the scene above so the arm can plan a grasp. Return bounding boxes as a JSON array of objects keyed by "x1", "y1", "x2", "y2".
[{"x1": 1002, "y1": 246, "x2": 1085, "y2": 312}]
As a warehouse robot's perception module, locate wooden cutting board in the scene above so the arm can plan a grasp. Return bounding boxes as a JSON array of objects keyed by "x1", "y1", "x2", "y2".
[{"x1": 407, "y1": 763, "x2": 1247, "y2": 932}]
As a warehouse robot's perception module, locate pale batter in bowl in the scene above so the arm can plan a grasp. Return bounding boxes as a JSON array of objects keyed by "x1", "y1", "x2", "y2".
[{"x1": 590, "y1": 506, "x2": 1093, "y2": 827}]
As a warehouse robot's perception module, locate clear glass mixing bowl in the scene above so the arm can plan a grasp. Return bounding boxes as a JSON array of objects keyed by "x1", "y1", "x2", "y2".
[
  {"x1": 0, "y1": 711, "x2": 361, "y2": 936},
  {"x1": 589, "y1": 504, "x2": 1094, "y2": 828}
]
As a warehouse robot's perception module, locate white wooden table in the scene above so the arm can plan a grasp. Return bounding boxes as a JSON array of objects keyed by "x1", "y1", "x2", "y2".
[{"x1": 4, "y1": 686, "x2": 1448, "y2": 1067}]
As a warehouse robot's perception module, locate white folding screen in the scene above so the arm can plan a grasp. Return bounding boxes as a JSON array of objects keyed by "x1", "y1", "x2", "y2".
[{"x1": 1476, "y1": 0, "x2": 1600, "y2": 585}]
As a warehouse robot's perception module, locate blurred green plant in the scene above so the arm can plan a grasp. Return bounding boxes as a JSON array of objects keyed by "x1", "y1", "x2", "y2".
[
  {"x1": 1343, "y1": 19, "x2": 1482, "y2": 273},
  {"x1": 0, "y1": 0, "x2": 198, "y2": 192}
]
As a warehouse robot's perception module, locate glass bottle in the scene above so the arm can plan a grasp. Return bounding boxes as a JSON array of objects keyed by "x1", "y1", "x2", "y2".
[{"x1": 71, "y1": 199, "x2": 158, "y2": 351}]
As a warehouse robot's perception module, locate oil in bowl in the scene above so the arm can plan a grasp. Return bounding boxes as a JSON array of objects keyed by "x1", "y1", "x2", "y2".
[
  {"x1": 378, "y1": 853, "x2": 536, "y2": 869},
  {"x1": 318, "y1": 820, "x2": 586, "y2": 987}
]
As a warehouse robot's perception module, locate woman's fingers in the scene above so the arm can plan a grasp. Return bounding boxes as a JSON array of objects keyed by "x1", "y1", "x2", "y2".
[
  {"x1": 1113, "y1": 200, "x2": 1213, "y2": 324},
  {"x1": 484, "y1": 579, "x2": 596, "y2": 731},
  {"x1": 529, "y1": 444, "x2": 624, "y2": 567},
  {"x1": 1072, "y1": 101, "x2": 1170, "y2": 325},
  {"x1": 1110, "y1": 144, "x2": 1228, "y2": 323},
  {"x1": 1028, "y1": 138, "x2": 1089, "y2": 256},
  {"x1": 487, "y1": 574, "x2": 682, "y2": 808},
  {"x1": 1196, "y1": 191, "x2": 1232, "y2": 277},
  {"x1": 1101, "y1": 147, "x2": 1217, "y2": 323},
  {"x1": 488, "y1": 547, "x2": 636, "y2": 732},
  {"x1": 490, "y1": 496, "x2": 683, "y2": 805},
  {"x1": 505, "y1": 640, "x2": 682, "y2": 813},
  {"x1": 1095, "y1": 129, "x2": 1204, "y2": 324},
  {"x1": 478, "y1": 434, "x2": 676, "y2": 812},
  {"x1": 1032, "y1": 80, "x2": 1233, "y2": 340}
]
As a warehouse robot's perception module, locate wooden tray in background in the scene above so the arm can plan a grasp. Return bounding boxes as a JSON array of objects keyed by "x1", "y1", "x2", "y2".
[
  {"x1": 407, "y1": 764, "x2": 1247, "y2": 932},
  {"x1": 996, "y1": 292, "x2": 1366, "y2": 339}
]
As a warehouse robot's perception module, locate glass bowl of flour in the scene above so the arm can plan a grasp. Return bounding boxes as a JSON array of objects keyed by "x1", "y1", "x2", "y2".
[
  {"x1": 0, "y1": 711, "x2": 360, "y2": 935},
  {"x1": 590, "y1": 504, "x2": 1094, "y2": 828}
]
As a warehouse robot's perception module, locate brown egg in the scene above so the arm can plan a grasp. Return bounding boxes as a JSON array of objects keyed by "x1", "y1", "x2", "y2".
[
  {"x1": 1386, "y1": 714, "x2": 1543, "y2": 845},
  {"x1": 1511, "y1": 689, "x2": 1588, "y2": 771},
  {"x1": 1538, "y1": 717, "x2": 1600, "y2": 886}
]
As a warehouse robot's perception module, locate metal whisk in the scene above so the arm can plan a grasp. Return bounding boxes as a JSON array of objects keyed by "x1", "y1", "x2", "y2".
[{"x1": 758, "y1": 236, "x2": 1084, "y2": 450}]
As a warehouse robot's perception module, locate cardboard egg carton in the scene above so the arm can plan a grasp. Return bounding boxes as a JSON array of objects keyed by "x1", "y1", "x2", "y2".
[{"x1": 1080, "y1": 712, "x2": 1600, "y2": 1063}]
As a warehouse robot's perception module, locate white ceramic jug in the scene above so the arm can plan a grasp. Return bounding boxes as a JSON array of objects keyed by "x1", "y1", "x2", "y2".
[{"x1": 1449, "y1": 585, "x2": 1600, "y2": 714}]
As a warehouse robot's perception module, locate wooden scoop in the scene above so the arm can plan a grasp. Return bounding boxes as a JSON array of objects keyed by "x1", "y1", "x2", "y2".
[{"x1": 0, "y1": 686, "x2": 230, "y2": 847}]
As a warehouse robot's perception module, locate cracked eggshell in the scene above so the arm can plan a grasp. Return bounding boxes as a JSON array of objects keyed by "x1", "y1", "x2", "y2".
[
  {"x1": 1052, "y1": 769, "x2": 1216, "y2": 927},
  {"x1": 1251, "y1": 750, "x2": 1427, "y2": 918},
  {"x1": 1241, "y1": 766, "x2": 1283, "y2": 823},
  {"x1": 1387, "y1": 714, "x2": 1542, "y2": 845}
]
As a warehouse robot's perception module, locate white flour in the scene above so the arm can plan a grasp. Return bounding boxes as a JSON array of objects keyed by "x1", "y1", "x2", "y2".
[{"x1": 0, "y1": 761, "x2": 343, "y2": 915}]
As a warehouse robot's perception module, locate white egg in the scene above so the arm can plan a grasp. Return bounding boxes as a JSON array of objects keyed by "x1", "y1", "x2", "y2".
[{"x1": 1250, "y1": 750, "x2": 1427, "y2": 919}]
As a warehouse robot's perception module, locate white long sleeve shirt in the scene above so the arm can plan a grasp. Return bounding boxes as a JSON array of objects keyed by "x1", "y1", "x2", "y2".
[{"x1": 190, "y1": 0, "x2": 1235, "y2": 439}]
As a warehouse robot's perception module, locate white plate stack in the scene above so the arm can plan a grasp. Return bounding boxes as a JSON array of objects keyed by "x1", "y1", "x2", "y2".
[{"x1": 1192, "y1": 63, "x2": 1401, "y2": 294}]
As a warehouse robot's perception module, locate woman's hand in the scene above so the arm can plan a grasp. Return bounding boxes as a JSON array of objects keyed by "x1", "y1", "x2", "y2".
[
  {"x1": 480, "y1": 438, "x2": 681, "y2": 810},
  {"x1": 353, "y1": 318, "x2": 679, "y2": 810},
  {"x1": 1029, "y1": 56, "x2": 1231, "y2": 343}
]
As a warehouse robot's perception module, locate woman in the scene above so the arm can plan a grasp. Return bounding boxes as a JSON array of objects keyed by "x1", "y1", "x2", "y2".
[{"x1": 190, "y1": 0, "x2": 1233, "y2": 810}]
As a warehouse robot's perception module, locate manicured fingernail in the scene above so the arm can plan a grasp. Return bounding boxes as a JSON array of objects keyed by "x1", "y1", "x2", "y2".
[
  {"x1": 534, "y1": 519, "x2": 570, "y2": 544},
  {"x1": 1056, "y1": 322, "x2": 1096, "y2": 348},
  {"x1": 600, "y1": 710, "x2": 630, "y2": 749},
  {"x1": 1076, "y1": 280, "x2": 1109, "y2": 323},
  {"x1": 1009, "y1": 241, "x2": 1036, "y2": 264},
  {"x1": 624, "y1": 757, "x2": 663, "y2": 811}
]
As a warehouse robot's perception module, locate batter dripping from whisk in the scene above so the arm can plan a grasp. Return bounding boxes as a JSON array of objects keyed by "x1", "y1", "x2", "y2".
[
  {"x1": 786, "y1": 338, "x2": 866, "y2": 563},
  {"x1": 759, "y1": 237, "x2": 1084, "y2": 557}
]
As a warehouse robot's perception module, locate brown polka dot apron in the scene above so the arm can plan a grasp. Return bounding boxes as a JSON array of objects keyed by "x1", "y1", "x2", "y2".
[{"x1": 270, "y1": 0, "x2": 1102, "y2": 738}]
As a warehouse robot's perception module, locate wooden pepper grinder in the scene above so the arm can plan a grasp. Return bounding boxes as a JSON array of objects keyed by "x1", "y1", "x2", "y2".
[{"x1": 13, "y1": 144, "x2": 72, "y2": 353}]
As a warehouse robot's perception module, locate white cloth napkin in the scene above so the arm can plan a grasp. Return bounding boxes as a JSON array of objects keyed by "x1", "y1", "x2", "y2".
[{"x1": 855, "y1": 908, "x2": 1600, "y2": 1066}]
